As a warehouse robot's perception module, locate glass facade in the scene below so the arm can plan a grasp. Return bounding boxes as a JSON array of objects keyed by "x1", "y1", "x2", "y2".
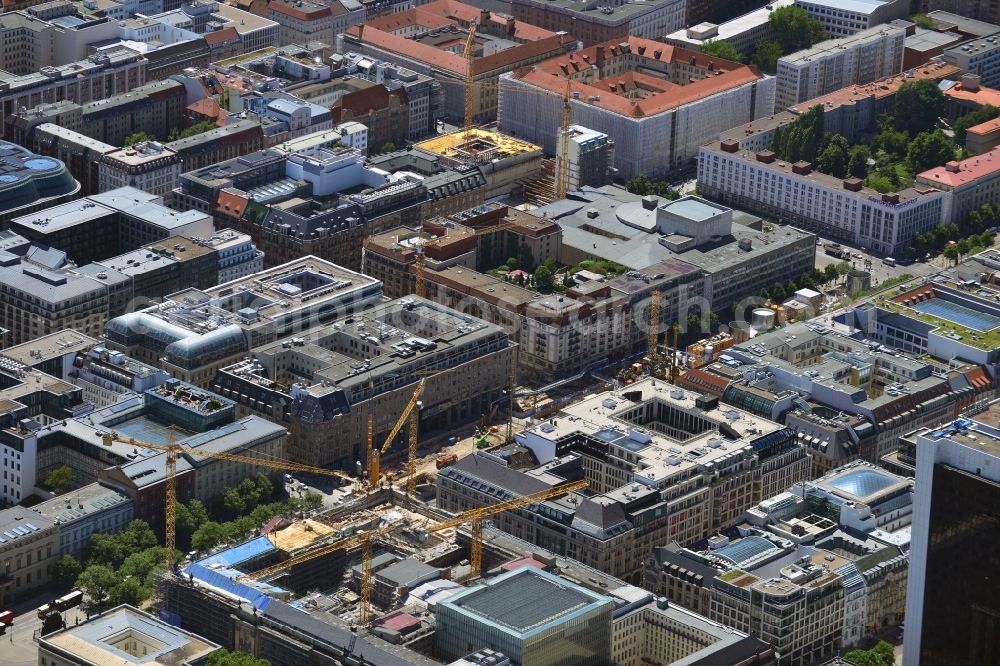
[{"x1": 919, "y1": 465, "x2": 1000, "y2": 665}]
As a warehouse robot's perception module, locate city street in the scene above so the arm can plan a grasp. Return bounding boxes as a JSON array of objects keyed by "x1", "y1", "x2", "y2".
[{"x1": 3, "y1": 591, "x2": 87, "y2": 666}]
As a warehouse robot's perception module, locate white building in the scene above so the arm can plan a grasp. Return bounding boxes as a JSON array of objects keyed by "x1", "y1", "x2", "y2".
[
  {"x1": 698, "y1": 138, "x2": 949, "y2": 256},
  {"x1": 99, "y1": 142, "x2": 181, "y2": 199},
  {"x1": 197, "y1": 229, "x2": 264, "y2": 284},
  {"x1": 499, "y1": 37, "x2": 775, "y2": 179},
  {"x1": 942, "y1": 34, "x2": 1000, "y2": 89},
  {"x1": 775, "y1": 24, "x2": 905, "y2": 110},
  {"x1": 664, "y1": 0, "x2": 794, "y2": 57},
  {"x1": 794, "y1": 0, "x2": 909, "y2": 38},
  {"x1": 332, "y1": 120, "x2": 368, "y2": 154}
]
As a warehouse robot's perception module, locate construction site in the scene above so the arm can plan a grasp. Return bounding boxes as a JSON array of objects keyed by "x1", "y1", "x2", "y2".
[{"x1": 160, "y1": 479, "x2": 594, "y2": 665}]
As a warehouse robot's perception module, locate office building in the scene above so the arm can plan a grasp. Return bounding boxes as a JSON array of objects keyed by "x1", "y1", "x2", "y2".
[
  {"x1": 197, "y1": 229, "x2": 264, "y2": 284},
  {"x1": 10, "y1": 187, "x2": 213, "y2": 266},
  {"x1": 499, "y1": 38, "x2": 775, "y2": 179},
  {"x1": 0, "y1": 141, "x2": 80, "y2": 225},
  {"x1": 164, "y1": 118, "x2": 265, "y2": 172},
  {"x1": 31, "y1": 482, "x2": 133, "y2": 557},
  {"x1": 211, "y1": 296, "x2": 514, "y2": 467},
  {"x1": 0, "y1": 506, "x2": 58, "y2": 605},
  {"x1": 339, "y1": 1, "x2": 576, "y2": 123},
  {"x1": 436, "y1": 566, "x2": 613, "y2": 666},
  {"x1": 609, "y1": 586, "x2": 775, "y2": 666},
  {"x1": 904, "y1": 414, "x2": 1000, "y2": 665},
  {"x1": 178, "y1": 145, "x2": 486, "y2": 271},
  {"x1": 665, "y1": 0, "x2": 794, "y2": 57},
  {"x1": 0, "y1": 48, "x2": 146, "y2": 132},
  {"x1": 775, "y1": 24, "x2": 905, "y2": 110},
  {"x1": 530, "y1": 188, "x2": 816, "y2": 311},
  {"x1": 38, "y1": 605, "x2": 219, "y2": 666},
  {"x1": 509, "y1": 0, "x2": 685, "y2": 46},
  {"x1": 105, "y1": 256, "x2": 382, "y2": 386},
  {"x1": 363, "y1": 202, "x2": 712, "y2": 382},
  {"x1": 795, "y1": 0, "x2": 909, "y2": 38},
  {"x1": 67, "y1": 344, "x2": 170, "y2": 409},
  {"x1": 438, "y1": 377, "x2": 810, "y2": 579},
  {"x1": 916, "y1": 147, "x2": 1000, "y2": 224},
  {"x1": 698, "y1": 138, "x2": 948, "y2": 257},
  {"x1": 99, "y1": 142, "x2": 182, "y2": 199},
  {"x1": 32, "y1": 123, "x2": 115, "y2": 197},
  {"x1": 413, "y1": 130, "x2": 542, "y2": 199}
]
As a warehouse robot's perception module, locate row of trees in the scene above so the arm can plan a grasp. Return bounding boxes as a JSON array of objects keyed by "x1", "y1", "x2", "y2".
[
  {"x1": 757, "y1": 262, "x2": 851, "y2": 304},
  {"x1": 912, "y1": 204, "x2": 999, "y2": 259},
  {"x1": 625, "y1": 175, "x2": 681, "y2": 200}
]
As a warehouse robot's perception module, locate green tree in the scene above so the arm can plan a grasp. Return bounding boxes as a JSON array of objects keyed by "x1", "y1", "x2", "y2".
[
  {"x1": 625, "y1": 175, "x2": 652, "y2": 195},
  {"x1": 253, "y1": 474, "x2": 273, "y2": 501},
  {"x1": 769, "y1": 282, "x2": 786, "y2": 303},
  {"x1": 847, "y1": 145, "x2": 870, "y2": 179},
  {"x1": 895, "y1": 79, "x2": 946, "y2": 135},
  {"x1": 910, "y1": 13, "x2": 935, "y2": 29},
  {"x1": 205, "y1": 649, "x2": 271, "y2": 666},
  {"x1": 751, "y1": 40, "x2": 783, "y2": 75},
  {"x1": 906, "y1": 129, "x2": 957, "y2": 172},
  {"x1": 301, "y1": 492, "x2": 323, "y2": 511},
  {"x1": 701, "y1": 40, "x2": 742, "y2": 63},
  {"x1": 44, "y1": 465, "x2": 74, "y2": 495},
  {"x1": 773, "y1": 105, "x2": 825, "y2": 163},
  {"x1": 76, "y1": 564, "x2": 118, "y2": 610},
  {"x1": 533, "y1": 265, "x2": 554, "y2": 292},
  {"x1": 120, "y1": 547, "x2": 173, "y2": 588},
  {"x1": 835, "y1": 261, "x2": 853, "y2": 276},
  {"x1": 844, "y1": 640, "x2": 895, "y2": 666},
  {"x1": 118, "y1": 520, "x2": 157, "y2": 559},
  {"x1": 687, "y1": 313, "x2": 705, "y2": 334},
  {"x1": 769, "y1": 5, "x2": 826, "y2": 52},
  {"x1": 518, "y1": 245, "x2": 535, "y2": 272},
  {"x1": 55, "y1": 554, "x2": 82, "y2": 588},
  {"x1": 872, "y1": 123, "x2": 910, "y2": 159},
  {"x1": 953, "y1": 104, "x2": 1000, "y2": 145},
  {"x1": 865, "y1": 175, "x2": 895, "y2": 193},
  {"x1": 222, "y1": 487, "x2": 246, "y2": 517},
  {"x1": 562, "y1": 273, "x2": 575, "y2": 288},
  {"x1": 823, "y1": 263, "x2": 839, "y2": 284},
  {"x1": 380, "y1": 142, "x2": 397, "y2": 154},
  {"x1": 944, "y1": 244, "x2": 959, "y2": 264},
  {"x1": 88, "y1": 533, "x2": 124, "y2": 568},
  {"x1": 110, "y1": 576, "x2": 151, "y2": 607},
  {"x1": 817, "y1": 134, "x2": 850, "y2": 177},
  {"x1": 124, "y1": 131, "x2": 155, "y2": 146},
  {"x1": 191, "y1": 521, "x2": 226, "y2": 552}
]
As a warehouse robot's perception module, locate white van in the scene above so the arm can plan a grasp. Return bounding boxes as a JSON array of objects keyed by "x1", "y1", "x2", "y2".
[{"x1": 883, "y1": 257, "x2": 896, "y2": 267}]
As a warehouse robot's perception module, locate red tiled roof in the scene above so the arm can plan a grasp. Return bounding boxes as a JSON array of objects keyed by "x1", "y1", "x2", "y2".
[
  {"x1": 375, "y1": 612, "x2": 421, "y2": 633},
  {"x1": 205, "y1": 26, "x2": 239, "y2": 46},
  {"x1": 216, "y1": 190, "x2": 249, "y2": 219},
  {"x1": 916, "y1": 146, "x2": 1000, "y2": 187},
  {"x1": 675, "y1": 367, "x2": 731, "y2": 396},
  {"x1": 188, "y1": 97, "x2": 222, "y2": 119},
  {"x1": 967, "y1": 116, "x2": 1000, "y2": 136},
  {"x1": 965, "y1": 367, "x2": 991, "y2": 389},
  {"x1": 511, "y1": 37, "x2": 762, "y2": 118},
  {"x1": 944, "y1": 82, "x2": 1000, "y2": 107}
]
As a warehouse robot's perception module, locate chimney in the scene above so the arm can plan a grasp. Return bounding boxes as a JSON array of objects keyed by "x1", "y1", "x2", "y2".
[
  {"x1": 596, "y1": 45, "x2": 605, "y2": 70},
  {"x1": 506, "y1": 16, "x2": 515, "y2": 39},
  {"x1": 641, "y1": 195, "x2": 658, "y2": 210},
  {"x1": 720, "y1": 138, "x2": 739, "y2": 153},
  {"x1": 479, "y1": 9, "x2": 490, "y2": 26},
  {"x1": 945, "y1": 160, "x2": 961, "y2": 173},
  {"x1": 882, "y1": 193, "x2": 900, "y2": 203},
  {"x1": 756, "y1": 150, "x2": 776, "y2": 163}
]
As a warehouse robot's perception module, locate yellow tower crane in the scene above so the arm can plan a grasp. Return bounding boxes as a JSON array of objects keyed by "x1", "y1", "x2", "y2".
[
  {"x1": 101, "y1": 431, "x2": 358, "y2": 571},
  {"x1": 463, "y1": 21, "x2": 478, "y2": 143},
  {"x1": 241, "y1": 479, "x2": 589, "y2": 621},
  {"x1": 648, "y1": 289, "x2": 661, "y2": 375},
  {"x1": 368, "y1": 378, "x2": 426, "y2": 488},
  {"x1": 556, "y1": 79, "x2": 572, "y2": 200}
]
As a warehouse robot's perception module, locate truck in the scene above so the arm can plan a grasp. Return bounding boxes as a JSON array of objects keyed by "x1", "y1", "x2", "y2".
[
  {"x1": 53, "y1": 590, "x2": 83, "y2": 611},
  {"x1": 825, "y1": 243, "x2": 845, "y2": 259},
  {"x1": 436, "y1": 453, "x2": 458, "y2": 469}
]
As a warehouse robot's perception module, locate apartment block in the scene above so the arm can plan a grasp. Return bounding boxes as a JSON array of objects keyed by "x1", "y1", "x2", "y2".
[
  {"x1": 698, "y1": 139, "x2": 948, "y2": 257},
  {"x1": 499, "y1": 38, "x2": 775, "y2": 179},
  {"x1": 943, "y1": 33, "x2": 1000, "y2": 89},
  {"x1": 775, "y1": 24, "x2": 905, "y2": 111}
]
